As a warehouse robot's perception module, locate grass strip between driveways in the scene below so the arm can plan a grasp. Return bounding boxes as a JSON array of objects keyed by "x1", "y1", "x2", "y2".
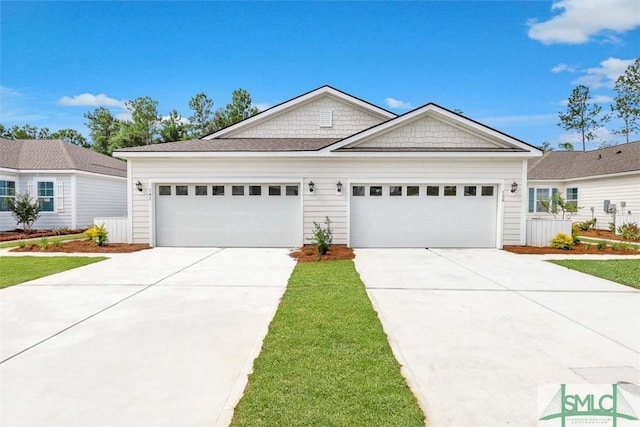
[
  {"x1": 231, "y1": 260, "x2": 425, "y2": 426},
  {"x1": 0, "y1": 233, "x2": 86, "y2": 249},
  {"x1": 549, "y1": 259, "x2": 640, "y2": 289},
  {"x1": 0, "y1": 256, "x2": 107, "y2": 289}
]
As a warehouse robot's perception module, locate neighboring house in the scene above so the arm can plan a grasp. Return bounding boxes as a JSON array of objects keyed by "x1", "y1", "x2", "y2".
[
  {"x1": 114, "y1": 86, "x2": 541, "y2": 248},
  {"x1": 0, "y1": 138, "x2": 127, "y2": 231},
  {"x1": 527, "y1": 141, "x2": 640, "y2": 228}
]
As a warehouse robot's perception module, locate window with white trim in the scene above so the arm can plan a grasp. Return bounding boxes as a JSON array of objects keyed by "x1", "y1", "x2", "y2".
[
  {"x1": 37, "y1": 181, "x2": 55, "y2": 212},
  {"x1": 528, "y1": 187, "x2": 558, "y2": 213},
  {"x1": 566, "y1": 187, "x2": 578, "y2": 209},
  {"x1": 0, "y1": 180, "x2": 16, "y2": 211}
]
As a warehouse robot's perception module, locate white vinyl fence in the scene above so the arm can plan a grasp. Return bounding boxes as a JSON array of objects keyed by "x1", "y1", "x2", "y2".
[
  {"x1": 94, "y1": 217, "x2": 128, "y2": 243},
  {"x1": 526, "y1": 218, "x2": 572, "y2": 247}
]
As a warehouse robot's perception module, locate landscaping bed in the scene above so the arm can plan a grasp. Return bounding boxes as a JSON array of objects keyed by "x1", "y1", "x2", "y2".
[
  {"x1": 504, "y1": 243, "x2": 640, "y2": 255},
  {"x1": 290, "y1": 244, "x2": 355, "y2": 262},
  {"x1": 578, "y1": 229, "x2": 625, "y2": 241},
  {"x1": 10, "y1": 239, "x2": 150, "y2": 253},
  {"x1": 0, "y1": 229, "x2": 86, "y2": 242}
]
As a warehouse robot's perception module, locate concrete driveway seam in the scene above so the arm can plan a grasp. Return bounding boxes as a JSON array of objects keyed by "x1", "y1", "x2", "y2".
[
  {"x1": 429, "y1": 249, "x2": 640, "y2": 356},
  {"x1": 0, "y1": 248, "x2": 225, "y2": 365}
]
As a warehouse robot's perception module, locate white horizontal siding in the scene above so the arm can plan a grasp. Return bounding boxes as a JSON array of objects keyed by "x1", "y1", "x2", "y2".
[
  {"x1": 76, "y1": 175, "x2": 127, "y2": 228},
  {"x1": 130, "y1": 157, "x2": 525, "y2": 246},
  {"x1": 528, "y1": 174, "x2": 640, "y2": 229},
  {"x1": 0, "y1": 172, "x2": 19, "y2": 231},
  {"x1": 18, "y1": 174, "x2": 73, "y2": 230}
]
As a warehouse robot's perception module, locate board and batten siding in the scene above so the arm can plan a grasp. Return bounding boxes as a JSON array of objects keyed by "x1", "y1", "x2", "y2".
[
  {"x1": 75, "y1": 175, "x2": 127, "y2": 228},
  {"x1": 18, "y1": 174, "x2": 73, "y2": 230},
  {"x1": 130, "y1": 157, "x2": 525, "y2": 246},
  {"x1": 226, "y1": 97, "x2": 387, "y2": 139},
  {"x1": 528, "y1": 174, "x2": 640, "y2": 229}
]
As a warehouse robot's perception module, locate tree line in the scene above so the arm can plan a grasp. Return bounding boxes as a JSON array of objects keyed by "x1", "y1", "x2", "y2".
[
  {"x1": 543, "y1": 58, "x2": 639, "y2": 152},
  {"x1": 0, "y1": 88, "x2": 259, "y2": 155}
]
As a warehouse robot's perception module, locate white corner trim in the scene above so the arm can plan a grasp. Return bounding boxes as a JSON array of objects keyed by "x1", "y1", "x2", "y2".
[
  {"x1": 70, "y1": 175, "x2": 77, "y2": 229},
  {"x1": 126, "y1": 160, "x2": 133, "y2": 244},
  {"x1": 520, "y1": 159, "x2": 528, "y2": 245}
]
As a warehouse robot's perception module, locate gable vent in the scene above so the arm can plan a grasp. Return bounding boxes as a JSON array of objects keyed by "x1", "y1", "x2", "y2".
[{"x1": 320, "y1": 110, "x2": 333, "y2": 128}]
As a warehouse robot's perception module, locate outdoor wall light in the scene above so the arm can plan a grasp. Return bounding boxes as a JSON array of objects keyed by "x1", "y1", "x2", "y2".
[
  {"x1": 136, "y1": 181, "x2": 143, "y2": 192},
  {"x1": 336, "y1": 181, "x2": 343, "y2": 193},
  {"x1": 510, "y1": 181, "x2": 518, "y2": 193},
  {"x1": 308, "y1": 181, "x2": 315, "y2": 193}
]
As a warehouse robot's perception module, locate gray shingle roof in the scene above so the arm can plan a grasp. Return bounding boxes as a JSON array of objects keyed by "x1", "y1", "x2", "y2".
[
  {"x1": 528, "y1": 141, "x2": 640, "y2": 180},
  {"x1": 0, "y1": 138, "x2": 126, "y2": 177},
  {"x1": 116, "y1": 138, "x2": 341, "y2": 152}
]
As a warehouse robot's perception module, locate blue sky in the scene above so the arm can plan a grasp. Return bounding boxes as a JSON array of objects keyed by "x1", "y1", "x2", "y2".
[{"x1": 1, "y1": 1, "x2": 639, "y2": 149}]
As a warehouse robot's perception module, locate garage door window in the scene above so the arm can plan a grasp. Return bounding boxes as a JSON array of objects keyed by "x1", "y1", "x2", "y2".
[
  {"x1": 444, "y1": 186, "x2": 457, "y2": 196},
  {"x1": 426, "y1": 186, "x2": 439, "y2": 196},
  {"x1": 195, "y1": 185, "x2": 207, "y2": 196},
  {"x1": 176, "y1": 186, "x2": 188, "y2": 196},
  {"x1": 389, "y1": 186, "x2": 402, "y2": 196},
  {"x1": 269, "y1": 185, "x2": 281, "y2": 196},
  {"x1": 159, "y1": 185, "x2": 171, "y2": 196},
  {"x1": 407, "y1": 186, "x2": 419, "y2": 196},
  {"x1": 232, "y1": 185, "x2": 244, "y2": 196},
  {"x1": 352, "y1": 186, "x2": 365, "y2": 196},
  {"x1": 370, "y1": 186, "x2": 382, "y2": 196},
  {"x1": 481, "y1": 186, "x2": 494, "y2": 196},
  {"x1": 286, "y1": 185, "x2": 299, "y2": 196},
  {"x1": 249, "y1": 185, "x2": 261, "y2": 196},
  {"x1": 212, "y1": 185, "x2": 225, "y2": 196},
  {"x1": 464, "y1": 186, "x2": 477, "y2": 196}
]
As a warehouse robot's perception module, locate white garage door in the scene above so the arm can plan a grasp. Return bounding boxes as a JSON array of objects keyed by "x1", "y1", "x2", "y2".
[
  {"x1": 155, "y1": 183, "x2": 301, "y2": 247},
  {"x1": 350, "y1": 184, "x2": 498, "y2": 248}
]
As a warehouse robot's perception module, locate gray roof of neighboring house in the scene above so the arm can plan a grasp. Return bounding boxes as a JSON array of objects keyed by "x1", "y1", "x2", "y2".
[
  {"x1": 116, "y1": 138, "x2": 341, "y2": 152},
  {"x1": 0, "y1": 138, "x2": 127, "y2": 177},
  {"x1": 528, "y1": 141, "x2": 640, "y2": 180}
]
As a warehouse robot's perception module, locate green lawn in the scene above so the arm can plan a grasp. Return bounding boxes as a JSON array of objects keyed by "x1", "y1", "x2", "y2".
[
  {"x1": 0, "y1": 256, "x2": 107, "y2": 289},
  {"x1": 0, "y1": 233, "x2": 86, "y2": 249},
  {"x1": 231, "y1": 260, "x2": 425, "y2": 426},
  {"x1": 549, "y1": 259, "x2": 640, "y2": 289}
]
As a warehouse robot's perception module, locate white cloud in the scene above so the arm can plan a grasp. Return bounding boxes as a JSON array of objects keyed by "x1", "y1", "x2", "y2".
[
  {"x1": 558, "y1": 126, "x2": 613, "y2": 146},
  {"x1": 161, "y1": 114, "x2": 189, "y2": 125},
  {"x1": 528, "y1": 0, "x2": 640, "y2": 44},
  {"x1": 0, "y1": 85, "x2": 22, "y2": 98},
  {"x1": 115, "y1": 110, "x2": 133, "y2": 121},
  {"x1": 385, "y1": 97, "x2": 411, "y2": 110},
  {"x1": 58, "y1": 93, "x2": 126, "y2": 108},
  {"x1": 551, "y1": 63, "x2": 577, "y2": 73},
  {"x1": 573, "y1": 57, "x2": 635, "y2": 88}
]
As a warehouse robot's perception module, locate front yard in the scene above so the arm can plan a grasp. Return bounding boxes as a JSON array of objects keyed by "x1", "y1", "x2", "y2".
[
  {"x1": 549, "y1": 259, "x2": 640, "y2": 289},
  {"x1": 231, "y1": 260, "x2": 425, "y2": 426},
  {"x1": 0, "y1": 256, "x2": 107, "y2": 289}
]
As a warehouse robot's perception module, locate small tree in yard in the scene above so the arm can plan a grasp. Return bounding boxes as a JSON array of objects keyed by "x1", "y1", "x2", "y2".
[
  {"x1": 8, "y1": 192, "x2": 40, "y2": 232},
  {"x1": 308, "y1": 216, "x2": 333, "y2": 260},
  {"x1": 540, "y1": 193, "x2": 578, "y2": 219}
]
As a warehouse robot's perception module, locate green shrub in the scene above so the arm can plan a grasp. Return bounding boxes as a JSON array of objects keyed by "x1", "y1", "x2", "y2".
[
  {"x1": 8, "y1": 192, "x2": 41, "y2": 232},
  {"x1": 38, "y1": 238, "x2": 49, "y2": 250},
  {"x1": 597, "y1": 241, "x2": 606, "y2": 250},
  {"x1": 18, "y1": 240, "x2": 26, "y2": 248},
  {"x1": 85, "y1": 223, "x2": 108, "y2": 246},
  {"x1": 576, "y1": 218, "x2": 597, "y2": 231},
  {"x1": 550, "y1": 232, "x2": 574, "y2": 250},
  {"x1": 609, "y1": 222, "x2": 616, "y2": 233},
  {"x1": 571, "y1": 223, "x2": 580, "y2": 242},
  {"x1": 308, "y1": 216, "x2": 333, "y2": 260},
  {"x1": 52, "y1": 239, "x2": 62, "y2": 248},
  {"x1": 617, "y1": 222, "x2": 640, "y2": 241}
]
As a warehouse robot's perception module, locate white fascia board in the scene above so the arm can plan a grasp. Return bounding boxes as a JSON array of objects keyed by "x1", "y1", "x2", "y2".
[
  {"x1": 528, "y1": 170, "x2": 640, "y2": 183},
  {"x1": 114, "y1": 150, "x2": 539, "y2": 159},
  {"x1": 203, "y1": 86, "x2": 395, "y2": 139},
  {"x1": 323, "y1": 104, "x2": 541, "y2": 154},
  {"x1": 14, "y1": 169, "x2": 127, "y2": 181}
]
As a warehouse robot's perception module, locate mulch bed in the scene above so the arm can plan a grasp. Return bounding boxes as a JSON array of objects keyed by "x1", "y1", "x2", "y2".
[
  {"x1": 10, "y1": 239, "x2": 151, "y2": 253},
  {"x1": 579, "y1": 229, "x2": 627, "y2": 241},
  {"x1": 504, "y1": 243, "x2": 640, "y2": 255},
  {"x1": 0, "y1": 229, "x2": 86, "y2": 242},
  {"x1": 290, "y1": 245, "x2": 355, "y2": 263}
]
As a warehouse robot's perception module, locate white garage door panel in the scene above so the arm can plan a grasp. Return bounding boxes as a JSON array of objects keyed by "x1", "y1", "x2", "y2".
[
  {"x1": 156, "y1": 184, "x2": 301, "y2": 247},
  {"x1": 350, "y1": 184, "x2": 497, "y2": 248}
]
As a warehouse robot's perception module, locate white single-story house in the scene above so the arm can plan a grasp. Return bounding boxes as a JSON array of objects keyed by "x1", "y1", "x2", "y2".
[
  {"x1": 0, "y1": 138, "x2": 127, "y2": 231},
  {"x1": 114, "y1": 86, "x2": 541, "y2": 248},
  {"x1": 527, "y1": 141, "x2": 640, "y2": 228}
]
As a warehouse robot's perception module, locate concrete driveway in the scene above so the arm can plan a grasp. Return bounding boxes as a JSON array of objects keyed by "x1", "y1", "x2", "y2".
[
  {"x1": 355, "y1": 249, "x2": 640, "y2": 427},
  {"x1": 0, "y1": 248, "x2": 296, "y2": 426}
]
